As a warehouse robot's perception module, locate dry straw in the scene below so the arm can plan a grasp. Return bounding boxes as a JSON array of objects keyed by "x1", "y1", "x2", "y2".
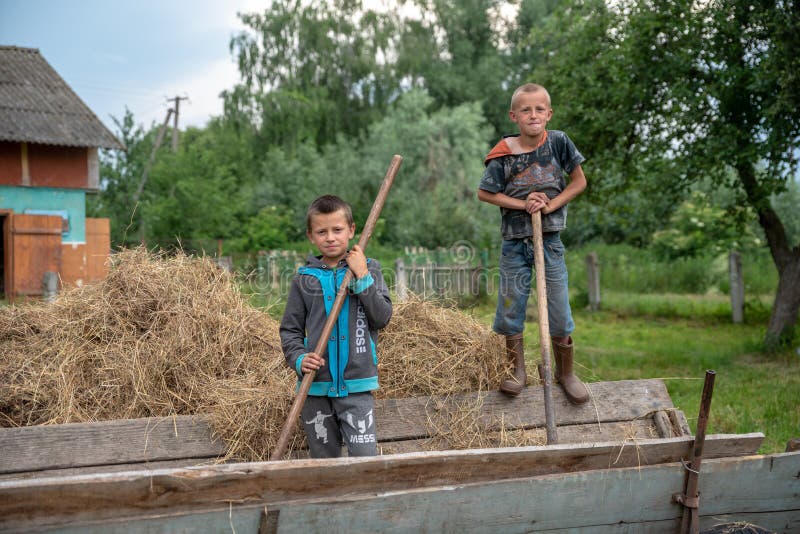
[{"x1": 0, "y1": 248, "x2": 521, "y2": 460}]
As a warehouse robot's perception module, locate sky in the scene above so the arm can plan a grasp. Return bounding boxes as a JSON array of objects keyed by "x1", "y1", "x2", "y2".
[{"x1": 1, "y1": 0, "x2": 265, "y2": 132}]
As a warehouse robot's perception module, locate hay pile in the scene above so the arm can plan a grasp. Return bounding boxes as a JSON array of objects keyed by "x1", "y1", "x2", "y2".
[
  {"x1": 0, "y1": 248, "x2": 297, "y2": 460},
  {"x1": 0, "y1": 248, "x2": 516, "y2": 460},
  {"x1": 378, "y1": 296, "x2": 509, "y2": 399}
]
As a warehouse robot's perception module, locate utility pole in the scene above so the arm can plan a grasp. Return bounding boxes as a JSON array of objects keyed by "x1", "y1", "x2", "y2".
[
  {"x1": 133, "y1": 106, "x2": 172, "y2": 244},
  {"x1": 171, "y1": 95, "x2": 189, "y2": 152},
  {"x1": 134, "y1": 107, "x2": 173, "y2": 208},
  {"x1": 130, "y1": 95, "x2": 188, "y2": 245}
]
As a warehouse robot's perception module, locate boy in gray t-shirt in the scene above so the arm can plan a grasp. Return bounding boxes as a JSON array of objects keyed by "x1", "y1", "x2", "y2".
[{"x1": 477, "y1": 83, "x2": 590, "y2": 405}]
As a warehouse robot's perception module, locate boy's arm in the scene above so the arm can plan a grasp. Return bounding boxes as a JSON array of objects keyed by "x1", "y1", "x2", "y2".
[
  {"x1": 478, "y1": 188, "x2": 551, "y2": 213},
  {"x1": 279, "y1": 277, "x2": 310, "y2": 376},
  {"x1": 540, "y1": 164, "x2": 587, "y2": 214},
  {"x1": 348, "y1": 258, "x2": 393, "y2": 330},
  {"x1": 477, "y1": 157, "x2": 550, "y2": 211}
]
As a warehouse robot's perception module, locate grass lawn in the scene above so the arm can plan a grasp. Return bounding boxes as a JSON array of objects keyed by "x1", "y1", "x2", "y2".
[{"x1": 465, "y1": 293, "x2": 800, "y2": 454}]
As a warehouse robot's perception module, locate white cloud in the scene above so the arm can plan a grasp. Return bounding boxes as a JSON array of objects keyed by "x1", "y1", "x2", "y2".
[
  {"x1": 129, "y1": 0, "x2": 264, "y2": 129},
  {"x1": 139, "y1": 57, "x2": 241, "y2": 129},
  {"x1": 189, "y1": 0, "x2": 267, "y2": 33}
]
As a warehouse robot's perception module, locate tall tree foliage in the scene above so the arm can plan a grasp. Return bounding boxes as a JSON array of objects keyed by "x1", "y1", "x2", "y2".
[
  {"x1": 529, "y1": 0, "x2": 800, "y2": 346},
  {"x1": 89, "y1": 110, "x2": 148, "y2": 244},
  {"x1": 227, "y1": 0, "x2": 402, "y2": 149},
  {"x1": 93, "y1": 113, "x2": 258, "y2": 248},
  {"x1": 398, "y1": 0, "x2": 509, "y2": 135},
  {"x1": 241, "y1": 90, "x2": 495, "y2": 248}
]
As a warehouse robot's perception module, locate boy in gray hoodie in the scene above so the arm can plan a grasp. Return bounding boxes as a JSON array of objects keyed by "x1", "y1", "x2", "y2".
[{"x1": 280, "y1": 195, "x2": 393, "y2": 457}]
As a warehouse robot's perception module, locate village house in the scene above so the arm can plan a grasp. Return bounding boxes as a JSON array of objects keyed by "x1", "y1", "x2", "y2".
[{"x1": 0, "y1": 45, "x2": 122, "y2": 301}]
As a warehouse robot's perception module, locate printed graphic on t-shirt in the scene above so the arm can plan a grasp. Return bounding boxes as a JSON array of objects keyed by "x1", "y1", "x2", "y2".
[
  {"x1": 306, "y1": 410, "x2": 333, "y2": 443},
  {"x1": 510, "y1": 161, "x2": 559, "y2": 189}
]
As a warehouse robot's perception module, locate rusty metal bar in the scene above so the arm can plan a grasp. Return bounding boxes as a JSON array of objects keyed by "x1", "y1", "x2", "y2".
[{"x1": 675, "y1": 369, "x2": 716, "y2": 534}]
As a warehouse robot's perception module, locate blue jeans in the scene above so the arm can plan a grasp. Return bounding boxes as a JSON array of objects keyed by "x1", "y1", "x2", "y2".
[{"x1": 493, "y1": 235, "x2": 575, "y2": 338}]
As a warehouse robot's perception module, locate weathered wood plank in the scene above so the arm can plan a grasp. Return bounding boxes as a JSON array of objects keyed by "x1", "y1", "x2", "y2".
[
  {"x1": 34, "y1": 507, "x2": 800, "y2": 534},
  {"x1": 378, "y1": 419, "x2": 660, "y2": 454},
  {"x1": 0, "y1": 459, "x2": 217, "y2": 482},
  {"x1": 654, "y1": 410, "x2": 674, "y2": 438},
  {"x1": 376, "y1": 379, "x2": 675, "y2": 441},
  {"x1": 243, "y1": 451, "x2": 800, "y2": 533},
  {"x1": 0, "y1": 433, "x2": 764, "y2": 531},
  {"x1": 0, "y1": 379, "x2": 675, "y2": 473},
  {"x1": 669, "y1": 408, "x2": 692, "y2": 436},
  {"x1": 0, "y1": 416, "x2": 225, "y2": 474},
  {"x1": 0, "y1": 416, "x2": 225, "y2": 473},
  {"x1": 11, "y1": 451, "x2": 796, "y2": 534}
]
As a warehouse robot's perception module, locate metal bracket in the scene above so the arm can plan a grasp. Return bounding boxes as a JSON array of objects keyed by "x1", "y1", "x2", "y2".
[{"x1": 672, "y1": 492, "x2": 700, "y2": 509}]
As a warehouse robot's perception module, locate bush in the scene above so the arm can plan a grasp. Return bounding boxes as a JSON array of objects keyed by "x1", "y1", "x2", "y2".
[{"x1": 651, "y1": 191, "x2": 761, "y2": 260}]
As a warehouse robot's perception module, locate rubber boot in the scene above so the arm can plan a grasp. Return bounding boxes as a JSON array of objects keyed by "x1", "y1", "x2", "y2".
[
  {"x1": 500, "y1": 334, "x2": 526, "y2": 397},
  {"x1": 552, "y1": 337, "x2": 589, "y2": 405}
]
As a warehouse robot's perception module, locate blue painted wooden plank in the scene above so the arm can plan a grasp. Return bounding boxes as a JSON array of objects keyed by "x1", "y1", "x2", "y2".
[
  {"x1": 32, "y1": 453, "x2": 800, "y2": 533},
  {"x1": 48, "y1": 506, "x2": 264, "y2": 534},
  {"x1": 272, "y1": 452, "x2": 800, "y2": 533}
]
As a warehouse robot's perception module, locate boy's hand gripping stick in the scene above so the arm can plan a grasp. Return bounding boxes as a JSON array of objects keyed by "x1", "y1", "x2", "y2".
[
  {"x1": 532, "y1": 210, "x2": 558, "y2": 444},
  {"x1": 270, "y1": 155, "x2": 403, "y2": 461}
]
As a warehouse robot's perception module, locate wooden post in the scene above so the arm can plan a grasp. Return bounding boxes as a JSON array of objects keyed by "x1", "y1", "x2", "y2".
[
  {"x1": 426, "y1": 261, "x2": 433, "y2": 297},
  {"x1": 586, "y1": 252, "x2": 600, "y2": 312},
  {"x1": 171, "y1": 95, "x2": 189, "y2": 152},
  {"x1": 395, "y1": 259, "x2": 408, "y2": 302},
  {"x1": 532, "y1": 211, "x2": 557, "y2": 445},
  {"x1": 42, "y1": 271, "x2": 58, "y2": 303},
  {"x1": 729, "y1": 251, "x2": 744, "y2": 324},
  {"x1": 481, "y1": 248, "x2": 489, "y2": 296}
]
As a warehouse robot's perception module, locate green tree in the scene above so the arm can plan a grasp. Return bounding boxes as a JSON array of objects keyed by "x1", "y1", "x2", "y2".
[
  {"x1": 398, "y1": 0, "x2": 542, "y2": 139},
  {"x1": 92, "y1": 111, "x2": 260, "y2": 251},
  {"x1": 227, "y1": 0, "x2": 402, "y2": 150},
  {"x1": 89, "y1": 109, "x2": 149, "y2": 244},
  {"x1": 250, "y1": 90, "x2": 495, "y2": 248},
  {"x1": 530, "y1": 0, "x2": 800, "y2": 347},
  {"x1": 361, "y1": 90, "x2": 496, "y2": 247}
]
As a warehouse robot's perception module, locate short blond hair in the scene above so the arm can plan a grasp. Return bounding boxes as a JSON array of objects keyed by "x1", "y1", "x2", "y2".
[
  {"x1": 510, "y1": 83, "x2": 552, "y2": 110},
  {"x1": 306, "y1": 195, "x2": 354, "y2": 232}
]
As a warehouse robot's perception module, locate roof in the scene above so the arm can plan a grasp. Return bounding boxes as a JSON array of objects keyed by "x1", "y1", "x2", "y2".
[{"x1": 0, "y1": 46, "x2": 123, "y2": 149}]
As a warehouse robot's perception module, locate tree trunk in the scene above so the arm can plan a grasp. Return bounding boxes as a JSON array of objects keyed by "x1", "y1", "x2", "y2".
[
  {"x1": 736, "y1": 161, "x2": 800, "y2": 348},
  {"x1": 766, "y1": 255, "x2": 800, "y2": 348}
]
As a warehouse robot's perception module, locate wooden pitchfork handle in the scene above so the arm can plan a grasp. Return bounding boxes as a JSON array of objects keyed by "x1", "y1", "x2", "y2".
[
  {"x1": 532, "y1": 210, "x2": 558, "y2": 444},
  {"x1": 270, "y1": 155, "x2": 403, "y2": 461}
]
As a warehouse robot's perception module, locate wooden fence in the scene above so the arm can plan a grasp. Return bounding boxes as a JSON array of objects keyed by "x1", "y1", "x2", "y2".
[
  {"x1": 255, "y1": 250, "x2": 306, "y2": 293},
  {"x1": 254, "y1": 246, "x2": 491, "y2": 301},
  {"x1": 583, "y1": 250, "x2": 747, "y2": 323},
  {"x1": 394, "y1": 246, "x2": 489, "y2": 301}
]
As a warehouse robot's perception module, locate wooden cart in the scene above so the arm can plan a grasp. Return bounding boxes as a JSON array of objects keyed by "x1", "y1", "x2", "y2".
[{"x1": 1, "y1": 379, "x2": 797, "y2": 532}]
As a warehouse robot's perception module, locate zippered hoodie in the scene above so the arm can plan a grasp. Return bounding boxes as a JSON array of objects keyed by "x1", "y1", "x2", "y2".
[{"x1": 280, "y1": 253, "x2": 393, "y2": 397}]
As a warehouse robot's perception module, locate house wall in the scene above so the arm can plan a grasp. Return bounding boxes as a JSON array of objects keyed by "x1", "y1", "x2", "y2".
[
  {"x1": 0, "y1": 185, "x2": 86, "y2": 243},
  {"x1": 0, "y1": 141, "x2": 95, "y2": 190},
  {"x1": 29, "y1": 143, "x2": 89, "y2": 189},
  {"x1": 0, "y1": 141, "x2": 23, "y2": 185}
]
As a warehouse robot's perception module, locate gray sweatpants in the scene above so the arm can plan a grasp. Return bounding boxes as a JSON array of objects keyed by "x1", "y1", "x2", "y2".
[{"x1": 300, "y1": 392, "x2": 377, "y2": 458}]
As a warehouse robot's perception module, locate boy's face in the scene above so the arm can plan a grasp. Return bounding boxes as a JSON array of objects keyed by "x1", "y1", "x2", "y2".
[
  {"x1": 307, "y1": 209, "x2": 355, "y2": 264},
  {"x1": 509, "y1": 90, "x2": 552, "y2": 139}
]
